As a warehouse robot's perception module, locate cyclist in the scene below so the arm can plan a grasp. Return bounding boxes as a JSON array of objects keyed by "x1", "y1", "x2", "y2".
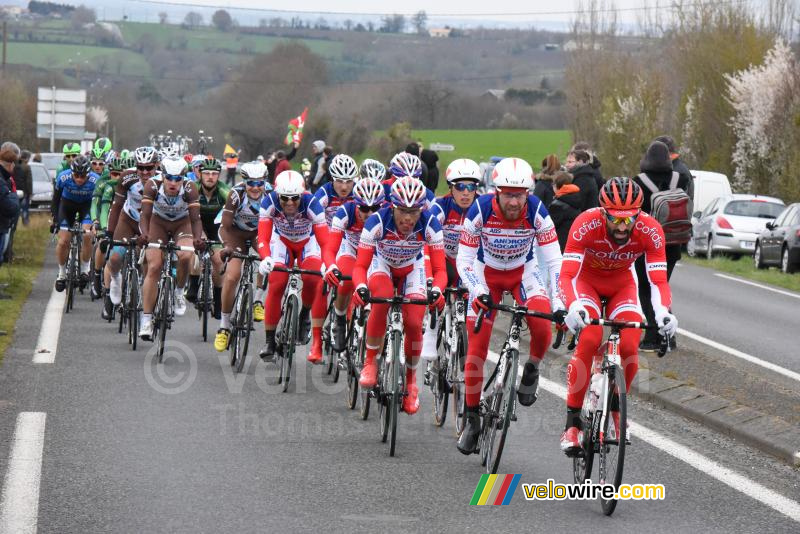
[
  {"x1": 106, "y1": 146, "x2": 160, "y2": 310},
  {"x1": 257, "y1": 170, "x2": 329, "y2": 364},
  {"x1": 455, "y1": 157, "x2": 565, "y2": 455},
  {"x1": 94, "y1": 137, "x2": 113, "y2": 160},
  {"x1": 137, "y1": 157, "x2": 204, "y2": 341},
  {"x1": 352, "y1": 177, "x2": 446, "y2": 415},
  {"x1": 51, "y1": 155, "x2": 99, "y2": 291},
  {"x1": 420, "y1": 158, "x2": 482, "y2": 361},
  {"x1": 90, "y1": 156, "x2": 130, "y2": 303},
  {"x1": 186, "y1": 154, "x2": 206, "y2": 183},
  {"x1": 383, "y1": 152, "x2": 436, "y2": 208},
  {"x1": 213, "y1": 162, "x2": 269, "y2": 351},
  {"x1": 312, "y1": 154, "x2": 358, "y2": 225},
  {"x1": 186, "y1": 157, "x2": 229, "y2": 316},
  {"x1": 360, "y1": 158, "x2": 386, "y2": 182},
  {"x1": 322, "y1": 177, "x2": 385, "y2": 350},
  {"x1": 558, "y1": 177, "x2": 678, "y2": 455},
  {"x1": 57, "y1": 142, "x2": 82, "y2": 178}
]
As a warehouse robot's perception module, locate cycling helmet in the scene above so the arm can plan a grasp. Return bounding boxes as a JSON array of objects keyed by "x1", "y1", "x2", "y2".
[
  {"x1": 599, "y1": 177, "x2": 643, "y2": 217},
  {"x1": 240, "y1": 161, "x2": 267, "y2": 180},
  {"x1": 62, "y1": 142, "x2": 81, "y2": 156},
  {"x1": 445, "y1": 158, "x2": 481, "y2": 183},
  {"x1": 198, "y1": 157, "x2": 222, "y2": 173},
  {"x1": 191, "y1": 154, "x2": 206, "y2": 168},
  {"x1": 328, "y1": 154, "x2": 359, "y2": 181},
  {"x1": 390, "y1": 177, "x2": 427, "y2": 208},
  {"x1": 352, "y1": 177, "x2": 385, "y2": 207},
  {"x1": 491, "y1": 157, "x2": 534, "y2": 190},
  {"x1": 94, "y1": 137, "x2": 112, "y2": 154},
  {"x1": 161, "y1": 157, "x2": 187, "y2": 177},
  {"x1": 108, "y1": 157, "x2": 127, "y2": 172},
  {"x1": 389, "y1": 152, "x2": 423, "y2": 178},
  {"x1": 123, "y1": 156, "x2": 136, "y2": 170},
  {"x1": 70, "y1": 155, "x2": 91, "y2": 175},
  {"x1": 360, "y1": 158, "x2": 386, "y2": 181},
  {"x1": 274, "y1": 170, "x2": 305, "y2": 196},
  {"x1": 119, "y1": 149, "x2": 131, "y2": 160},
  {"x1": 134, "y1": 146, "x2": 159, "y2": 165}
]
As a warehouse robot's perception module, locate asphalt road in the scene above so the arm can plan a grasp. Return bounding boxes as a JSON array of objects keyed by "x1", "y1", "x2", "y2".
[{"x1": 0, "y1": 261, "x2": 798, "y2": 533}]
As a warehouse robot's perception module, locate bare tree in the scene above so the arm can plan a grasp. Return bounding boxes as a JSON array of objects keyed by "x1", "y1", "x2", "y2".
[
  {"x1": 158, "y1": 12, "x2": 168, "y2": 24},
  {"x1": 70, "y1": 5, "x2": 96, "y2": 30},
  {"x1": 381, "y1": 14, "x2": 406, "y2": 33},
  {"x1": 183, "y1": 11, "x2": 203, "y2": 29},
  {"x1": 212, "y1": 9, "x2": 234, "y2": 32},
  {"x1": 412, "y1": 11, "x2": 428, "y2": 35},
  {"x1": 344, "y1": 19, "x2": 353, "y2": 31}
]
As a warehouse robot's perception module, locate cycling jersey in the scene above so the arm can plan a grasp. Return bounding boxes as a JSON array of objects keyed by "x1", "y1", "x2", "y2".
[
  {"x1": 54, "y1": 170, "x2": 98, "y2": 204},
  {"x1": 312, "y1": 181, "x2": 353, "y2": 226},
  {"x1": 223, "y1": 184, "x2": 262, "y2": 232},
  {"x1": 198, "y1": 182, "x2": 230, "y2": 228},
  {"x1": 457, "y1": 193, "x2": 562, "y2": 303},
  {"x1": 143, "y1": 178, "x2": 197, "y2": 221},
  {"x1": 117, "y1": 173, "x2": 147, "y2": 223},
  {"x1": 430, "y1": 195, "x2": 470, "y2": 260},
  {"x1": 257, "y1": 191, "x2": 326, "y2": 246},
  {"x1": 324, "y1": 202, "x2": 365, "y2": 264},
  {"x1": 357, "y1": 207, "x2": 443, "y2": 271},
  {"x1": 559, "y1": 208, "x2": 671, "y2": 314},
  {"x1": 90, "y1": 176, "x2": 119, "y2": 229}
]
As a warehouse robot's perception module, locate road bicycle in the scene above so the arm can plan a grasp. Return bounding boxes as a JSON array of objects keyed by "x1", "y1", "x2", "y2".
[
  {"x1": 472, "y1": 296, "x2": 562, "y2": 474},
  {"x1": 195, "y1": 239, "x2": 220, "y2": 342},
  {"x1": 572, "y1": 317, "x2": 668, "y2": 516},
  {"x1": 109, "y1": 240, "x2": 142, "y2": 349},
  {"x1": 148, "y1": 239, "x2": 195, "y2": 362},
  {"x1": 64, "y1": 222, "x2": 86, "y2": 313},
  {"x1": 320, "y1": 273, "x2": 352, "y2": 382},
  {"x1": 222, "y1": 242, "x2": 261, "y2": 373},
  {"x1": 347, "y1": 302, "x2": 370, "y2": 414}
]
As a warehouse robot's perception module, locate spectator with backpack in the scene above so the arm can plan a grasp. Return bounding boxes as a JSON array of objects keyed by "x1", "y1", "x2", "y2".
[
  {"x1": 634, "y1": 140, "x2": 692, "y2": 351},
  {"x1": 654, "y1": 135, "x2": 694, "y2": 202},
  {"x1": 564, "y1": 148, "x2": 599, "y2": 212}
]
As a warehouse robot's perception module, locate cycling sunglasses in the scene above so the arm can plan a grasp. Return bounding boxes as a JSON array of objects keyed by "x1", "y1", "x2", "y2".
[
  {"x1": 164, "y1": 174, "x2": 184, "y2": 182},
  {"x1": 358, "y1": 205, "x2": 381, "y2": 214},
  {"x1": 452, "y1": 182, "x2": 478, "y2": 192},
  {"x1": 91, "y1": 160, "x2": 105, "y2": 165},
  {"x1": 245, "y1": 180, "x2": 265, "y2": 188},
  {"x1": 110, "y1": 171, "x2": 121, "y2": 178},
  {"x1": 64, "y1": 154, "x2": 78, "y2": 159},
  {"x1": 605, "y1": 212, "x2": 638, "y2": 225},
  {"x1": 137, "y1": 165, "x2": 156, "y2": 172},
  {"x1": 279, "y1": 194, "x2": 300, "y2": 203}
]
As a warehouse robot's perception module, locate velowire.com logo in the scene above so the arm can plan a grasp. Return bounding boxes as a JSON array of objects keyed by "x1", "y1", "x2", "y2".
[{"x1": 469, "y1": 474, "x2": 521, "y2": 506}]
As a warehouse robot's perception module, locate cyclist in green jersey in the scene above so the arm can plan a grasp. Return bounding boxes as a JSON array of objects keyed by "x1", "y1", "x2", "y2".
[{"x1": 186, "y1": 157, "x2": 229, "y2": 319}]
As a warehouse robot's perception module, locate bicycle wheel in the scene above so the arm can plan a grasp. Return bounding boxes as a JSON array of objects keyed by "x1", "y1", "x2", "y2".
[
  {"x1": 345, "y1": 314, "x2": 360, "y2": 410},
  {"x1": 280, "y1": 294, "x2": 298, "y2": 392},
  {"x1": 486, "y1": 349, "x2": 518, "y2": 474},
  {"x1": 431, "y1": 319, "x2": 448, "y2": 427},
  {"x1": 388, "y1": 331, "x2": 402, "y2": 457},
  {"x1": 452, "y1": 323, "x2": 468, "y2": 436},
  {"x1": 323, "y1": 298, "x2": 334, "y2": 376},
  {"x1": 200, "y1": 262, "x2": 211, "y2": 342},
  {"x1": 378, "y1": 345, "x2": 391, "y2": 443},
  {"x1": 129, "y1": 269, "x2": 140, "y2": 351},
  {"x1": 156, "y1": 276, "x2": 172, "y2": 363},
  {"x1": 89, "y1": 239, "x2": 98, "y2": 301},
  {"x1": 599, "y1": 365, "x2": 626, "y2": 516},
  {"x1": 573, "y1": 378, "x2": 597, "y2": 484},
  {"x1": 233, "y1": 285, "x2": 252, "y2": 374},
  {"x1": 65, "y1": 248, "x2": 76, "y2": 313}
]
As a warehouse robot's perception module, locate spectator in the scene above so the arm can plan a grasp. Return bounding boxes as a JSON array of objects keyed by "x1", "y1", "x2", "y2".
[
  {"x1": 419, "y1": 142, "x2": 440, "y2": 192},
  {"x1": 654, "y1": 135, "x2": 694, "y2": 201},
  {"x1": 311, "y1": 146, "x2": 335, "y2": 193},
  {"x1": 571, "y1": 141, "x2": 604, "y2": 190},
  {"x1": 564, "y1": 148, "x2": 598, "y2": 212},
  {"x1": 16, "y1": 150, "x2": 33, "y2": 226},
  {"x1": 533, "y1": 153, "x2": 560, "y2": 209},
  {"x1": 548, "y1": 171, "x2": 582, "y2": 252},
  {"x1": 267, "y1": 141, "x2": 298, "y2": 184},
  {"x1": 405, "y1": 142, "x2": 429, "y2": 185},
  {"x1": 224, "y1": 148, "x2": 240, "y2": 186},
  {"x1": 633, "y1": 140, "x2": 691, "y2": 351},
  {"x1": 308, "y1": 139, "x2": 326, "y2": 190},
  {"x1": 0, "y1": 142, "x2": 22, "y2": 270},
  {"x1": 33, "y1": 153, "x2": 42, "y2": 163}
]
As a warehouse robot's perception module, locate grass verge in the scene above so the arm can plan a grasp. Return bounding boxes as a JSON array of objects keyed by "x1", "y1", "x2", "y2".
[
  {"x1": 681, "y1": 255, "x2": 800, "y2": 293},
  {"x1": 0, "y1": 213, "x2": 51, "y2": 361}
]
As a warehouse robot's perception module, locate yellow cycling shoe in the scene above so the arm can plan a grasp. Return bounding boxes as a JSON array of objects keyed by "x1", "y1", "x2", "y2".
[
  {"x1": 214, "y1": 328, "x2": 230, "y2": 352},
  {"x1": 253, "y1": 301, "x2": 265, "y2": 322}
]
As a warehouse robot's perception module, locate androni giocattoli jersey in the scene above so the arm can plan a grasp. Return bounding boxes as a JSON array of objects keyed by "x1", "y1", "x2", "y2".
[
  {"x1": 358, "y1": 207, "x2": 443, "y2": 269},
  {"x1": 559, "y1": 208, "x2": 672, "y2": 311},
  {"x1": 312, "y1": 181, "x2": 353, "y2": 226},
  {"x1": 430, "y1": 195, "x2": 471, "y2": 260},
  {"x1": 258, "y1": 191, "x2": 325, "y2": 243},
  {"x1": 330, "y1": 202, "x2": 366, "y2": 256},
  {"x1": 457, "y1": 193, "x2": 562, "y2": 298},
  {"x1": 55, "y1": 170, "x2": 98, "y2": 203}
]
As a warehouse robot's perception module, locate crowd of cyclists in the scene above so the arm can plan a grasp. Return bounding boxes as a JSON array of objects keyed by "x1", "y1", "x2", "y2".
[{"x1": 49, "y1": 134, "x2": 679, "y2": 460}]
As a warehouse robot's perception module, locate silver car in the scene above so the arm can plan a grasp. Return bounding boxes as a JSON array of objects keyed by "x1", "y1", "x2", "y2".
[
  {"x1": 29, "y1": 162, "x2": 54, "y2": 211},
  {"x1": 688, "y1": 194, "x2": 785, "y2": 259}
]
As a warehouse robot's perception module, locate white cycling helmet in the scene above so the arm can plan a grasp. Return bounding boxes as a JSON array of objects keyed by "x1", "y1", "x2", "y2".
[
  {"x1": 274, "y1": 170, "x2": 305, "y2": 196},
  {"x1": 134, "y1": 146, "x2": 159, "y2": 165},
  {"x1": 360, "y1": 158, "x2": 386, "y2": 181},
  {"x1": 390, "y1": 177, "x2": 427, "y2": 208},
  {"x1": 328, "y1": 154, "x2": 359, "y2": 181},
  {"x1": 352, "y1": 178, "x2": 385, "y2": 207},
  {"x1": 191, "y1": 154, "x2": 206, "y2": 168},
  {"x1": 491, "y1": 157, "x2": 534, "y2": 190},
  {"x1": 240, "y1": 161, "x2": 268, "y2": 181},
  {"x1": 161, "y1": 156, "x2": 187, "y2": 177},
  {"x1": 445, "y1": 158, "x2": 481, "y2": 183},
  {"x1": 389, "y1": 152, "x2": 423, "y2": 178}
]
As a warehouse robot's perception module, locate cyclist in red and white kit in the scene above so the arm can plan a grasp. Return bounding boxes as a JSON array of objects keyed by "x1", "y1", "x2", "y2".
[
  {"x1": 352, "y1": 177, "x2": 446, "y2": 415},
  {"x1": 558, "y1": 177, "x2": 678, "y2": 455},
  {"x1": 322, "y1": 177, "x2": 385, "y2": 351},
  {"x1": 312, "y1": 154, "x2": 358, "y2": 225},
  {"x1": 257, "y1": 170, "x2": 329, "y2": 364},
  {"x1": 456, "y1": 157, "x2": 566, "y2": 455}
]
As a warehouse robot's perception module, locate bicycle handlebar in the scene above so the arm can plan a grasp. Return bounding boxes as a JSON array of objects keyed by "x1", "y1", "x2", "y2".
[
  {"x1": 473, "y1": 300, "x2": 560, "y2": 334},
  {"x1": 576, "y1": 317, "x2": 671, "y2": 357},
  {"x1": 271, "y1": 266, "x2": 323, "y2": 276},
  {"x1": 146, "y1": 242, "x2": 195, "y2": 253},
  {"x1": 365, "y1": 296, "x2": 430, "y2": 306}
]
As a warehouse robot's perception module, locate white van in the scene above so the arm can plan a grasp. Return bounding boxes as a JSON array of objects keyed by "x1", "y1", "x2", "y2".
[{"x1": 690, "y1": 170, "x2": 732, "y2": 219}]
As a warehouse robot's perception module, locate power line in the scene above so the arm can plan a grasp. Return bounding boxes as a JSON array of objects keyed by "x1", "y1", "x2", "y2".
[{"x1": 130, "y1": 0, "x2": 751, "y2": 19}]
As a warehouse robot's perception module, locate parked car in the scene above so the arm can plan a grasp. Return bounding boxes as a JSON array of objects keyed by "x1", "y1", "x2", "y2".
[
  {"x1": 38, "y1": 152, "x2": 64, "y2": 180},
  {"x1": 689, "y1": 170, "x2": 732, "y2": 221},
  {"x1": 29, "y1": 162, "x2": 54, "y2": 211},
  {"x1": 479, "y1": 156, "x2": 505, "y2": 194},
  {"x1": 754, "y1": 202, "x2": 800, "y2": 273},
  {"x1": 688, "y1": 194, "x2": 785, "y2": 259}
]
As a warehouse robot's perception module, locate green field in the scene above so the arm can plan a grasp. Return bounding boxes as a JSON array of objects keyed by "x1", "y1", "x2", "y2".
[
  {"x1": 6, "y1": 42, "x2": 151, "y2": 76},
  {"x1": 411, "y1": 129, "x2": 572, "y2": 173},
  {"x1": 682, "y1": 255, "x2": 800, "y2": 292}
]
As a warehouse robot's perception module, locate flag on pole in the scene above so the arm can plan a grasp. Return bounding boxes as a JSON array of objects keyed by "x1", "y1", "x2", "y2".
[
  {"x1": 285, "y1": 107, "x2": 309, "y2": 146},
  {"x1": 224, "y1": 144, "x2": 237, "y2": 155}
]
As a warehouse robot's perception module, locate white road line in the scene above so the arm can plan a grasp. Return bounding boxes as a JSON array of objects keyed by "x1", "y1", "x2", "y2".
[
  {"x1": 486, "y1": 351, "x2": 800, "y2": 523},
  {"x1": 713, "y1": 273, "x2": 800, "y2": 300},
  {"x1": 0, "y1": 412, "x2": 47, "y2": 534},
  {"x1": 32, "y1": 288, "x2": 65, "y2": 364},
  {"x1": 677, "y1": 328, "x2": 800, "y2": 383}
]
